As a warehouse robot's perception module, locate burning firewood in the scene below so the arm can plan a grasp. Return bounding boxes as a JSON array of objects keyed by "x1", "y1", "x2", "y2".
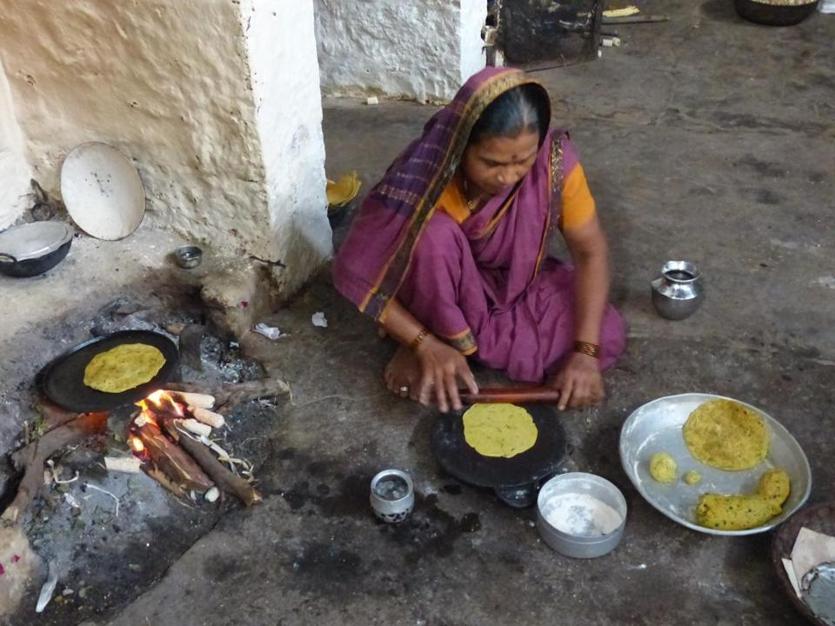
[
  {"x1": 168, "y1": 391, "x2": 215, "y2": 409},
  {"x1": 132, "y1": 421, "x2": 214, "y2": 494},
  {"x1": 163, "y1": 421, "x2": 262, "y2": 507}
]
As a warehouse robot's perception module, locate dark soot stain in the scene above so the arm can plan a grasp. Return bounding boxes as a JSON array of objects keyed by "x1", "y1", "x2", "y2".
[
  {"x1": 291, "y1": 542, "x2": 362, "y2": 585},
  {"x1": 379, "y1": 492, "x2": 468, "y2": 564},
  {"x1": 460, "y1": 512, "x2": 481, "y2": 533}
]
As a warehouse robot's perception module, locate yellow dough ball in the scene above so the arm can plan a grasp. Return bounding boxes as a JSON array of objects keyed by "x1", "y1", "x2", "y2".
[
  {"x1": 649, "y1": 452, "x2": 678, "y2": 484},
  {"x1": 683, "y1": 470, "x2": 702, "y2": 486}
]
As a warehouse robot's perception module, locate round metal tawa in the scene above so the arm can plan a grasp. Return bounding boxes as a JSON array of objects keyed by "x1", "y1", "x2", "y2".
[
  {"x1": 620, "y1": 393, "x2": 812, "y2": 536},
  {"x1": 431, "y1": 404, "x2": 567, "y2": 507},
  {"x1": 38, "y1": 330, "x2": 179, "y2": 412}
]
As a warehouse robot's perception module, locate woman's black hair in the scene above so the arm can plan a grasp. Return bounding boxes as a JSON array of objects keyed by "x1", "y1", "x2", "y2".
[{"x1": 468, "y1": 83, "x2": 550, "y2": 146}]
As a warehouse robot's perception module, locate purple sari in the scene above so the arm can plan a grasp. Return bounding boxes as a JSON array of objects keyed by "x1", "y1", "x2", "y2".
[{"x1": 333, "y1": 68, "x2": 626, "y2": 383}]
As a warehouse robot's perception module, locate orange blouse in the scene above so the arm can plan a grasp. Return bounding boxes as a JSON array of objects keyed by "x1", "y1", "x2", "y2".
[{"x1": 437, "y1": 163, "x2": 596, "y2": 230}]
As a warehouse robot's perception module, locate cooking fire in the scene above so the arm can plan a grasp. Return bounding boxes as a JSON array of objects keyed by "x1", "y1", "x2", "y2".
[{"x1": 126, "y1": 389, "x2": 261, "y2": 506}]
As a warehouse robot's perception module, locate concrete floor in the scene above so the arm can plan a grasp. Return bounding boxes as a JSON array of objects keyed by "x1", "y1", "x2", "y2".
[{"x1": 4, "y1": 1, "x2": 835, "y2": 624}]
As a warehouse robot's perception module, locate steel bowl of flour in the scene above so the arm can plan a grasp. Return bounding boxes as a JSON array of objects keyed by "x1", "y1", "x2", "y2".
[{"x1": 536, "y1": 472, "x2": 627, "y2": 558}]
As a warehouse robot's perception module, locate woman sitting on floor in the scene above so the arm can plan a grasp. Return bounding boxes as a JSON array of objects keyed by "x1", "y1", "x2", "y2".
[{"x1": 333, "y1": 67, "x2": 626, "y2": 413}]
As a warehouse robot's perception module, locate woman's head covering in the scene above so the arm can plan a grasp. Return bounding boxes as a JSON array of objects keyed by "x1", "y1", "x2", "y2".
[{"x1": 333, "y1": 67, "x2": 552, "y2": 320}]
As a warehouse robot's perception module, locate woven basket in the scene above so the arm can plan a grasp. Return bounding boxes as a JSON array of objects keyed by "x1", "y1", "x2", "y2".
[{"x1": 771, "y1": 502, "x2": 835, "y2": 626}]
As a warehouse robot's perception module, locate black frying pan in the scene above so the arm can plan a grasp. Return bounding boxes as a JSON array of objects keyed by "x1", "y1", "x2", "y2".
[
  {"x1": 38, "y1": 330, "x2": 179, "y2": 412},
  {"x1": 431, "y1": 404, "x2": 567, "y2": 508}
]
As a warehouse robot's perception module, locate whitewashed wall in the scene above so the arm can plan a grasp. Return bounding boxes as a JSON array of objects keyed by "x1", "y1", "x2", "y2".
[
  {"x1": 0, "y1": 60, "x2": 30, "y2": 229},
  {"x1": 242, "y1": 0, "x2": 332, "y2": 295},
  {"x1": 315, "y1": 0, "x2": 487, "y2": 103},
  {"x1": 0, "y1": 0, "x2": 331, "y2": 296}
]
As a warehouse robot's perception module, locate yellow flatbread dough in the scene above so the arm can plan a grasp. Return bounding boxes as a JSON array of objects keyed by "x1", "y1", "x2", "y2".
[
  {"x1": 695, "y1": 468, "x2": 790, "y2": 531},
  {"x1": 83, "y1": 343, "x2": 166, "y2": 393},
  {"x1": 683, "y1": 399, "x2": 769, "y2": 471},
  {"x1": 463, "y1": 403, "x2": 538, "y2": 458}
]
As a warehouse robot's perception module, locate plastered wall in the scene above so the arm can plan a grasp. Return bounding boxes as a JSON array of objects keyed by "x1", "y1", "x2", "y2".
[
  {"x1": 315, "y1": 0, "x2": 487, "y2": 103},
  {"x1": 0, "y1": 0, "x2": 331, "y2": 295}
]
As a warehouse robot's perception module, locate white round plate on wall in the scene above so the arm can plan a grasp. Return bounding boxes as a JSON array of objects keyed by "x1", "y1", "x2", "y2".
[{"x1": 61, "y1": 142, "x2": 146, "y2": 240}]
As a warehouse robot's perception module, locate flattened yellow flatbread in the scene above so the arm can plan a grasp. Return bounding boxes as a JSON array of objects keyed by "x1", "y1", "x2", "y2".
[
  {"x1": 463, "y1": 403, "x2": 538, "y2": 459},
  {"x1": 683, "y1": 399, "x2": 769, "y2": 471},
  {"x1": 83, "y1": 343, "x2": 166, "y2": 393}
]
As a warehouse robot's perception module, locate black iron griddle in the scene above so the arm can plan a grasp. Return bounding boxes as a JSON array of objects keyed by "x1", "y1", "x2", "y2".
[
  {"x1": 38, "y1": 330, "x2": 179, "y2": 412},
  {"x1": 431, "y1": 404, "x2": 567, "y2": 508}
]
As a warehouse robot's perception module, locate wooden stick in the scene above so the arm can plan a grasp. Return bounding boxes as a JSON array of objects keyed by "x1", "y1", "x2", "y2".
[
  {"x1": 180, "y1": 418, "x2": 212, "y2": 438},
  {"x1": 104, "y1": 456, "x2": 142, "y2": 474},
  {"x1": 189, "y1": 407, "x2": 225, "y2": 429},
  {"x1": 164, "y1": 379, "x2": 290, "y2": 412},
  {"x1": 135, "y1": 421, "x2": 214, "y2": 493},
  {"x1": 166, "y1": 391, "x2": 215, "y2": 409},
  {"x1": 163, "y1": 421, "x2": 261, "y2": 507},
  {"x1": 3, "y1": 412, "x2": 107, "y2": 524},
  {"x1": 460, "y1": 386, "x2": 561, "y2": 405}
]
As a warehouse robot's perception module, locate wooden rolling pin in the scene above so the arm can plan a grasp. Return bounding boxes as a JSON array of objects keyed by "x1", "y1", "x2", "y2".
[{"x1": 460, "y1": 386, "x2": 561, "y2": 405}]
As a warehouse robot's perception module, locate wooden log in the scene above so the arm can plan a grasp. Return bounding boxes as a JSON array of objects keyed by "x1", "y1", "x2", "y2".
[
  {"x1": 163, "y1": 421, "x2": 261, "y2": 507},
  {"x1": 3, "y1": 412, "x2": 107, "y2": 525},
  {"x1": 166, "y1": 391, "x2": 215, "y2": 409},
  {"x1": 34, "y1": 400, "x2": 81, "y2": 434},
  {"x1": 189, "y1": 407, "x2": 225, "y2": 429},
  {"x1": 135, "y1": 421, "x2": 214, "y2": 493},
  {"x1": 104, "y1": 456, "x2": 143, "y2": 474},
  {"x1": 165, "y1": 379, "x2": 290, "y2": 412},
  {"x1": 180, "y1": 418, "x2": 212, "y2": 438}
]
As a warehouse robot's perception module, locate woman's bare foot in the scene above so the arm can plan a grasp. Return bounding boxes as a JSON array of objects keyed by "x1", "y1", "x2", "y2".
[{"x1": 384, "y1": 344, "x2": 421, "y2": 399}]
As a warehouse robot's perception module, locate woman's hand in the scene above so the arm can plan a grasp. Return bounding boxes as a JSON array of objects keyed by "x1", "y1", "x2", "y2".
[
  {"x1": 550, "y1": 352, "x2": 604, "y2": 410},
  {"x1": 413, "y1": 335, "x2": 478, "y2": 412}
]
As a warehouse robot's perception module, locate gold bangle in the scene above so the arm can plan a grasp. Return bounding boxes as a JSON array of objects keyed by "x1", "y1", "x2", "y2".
[
  {"x1": 574, "y1": 341, "x2": 600, "y2": 359},
  {"x1": 410, "y1": 328, "x2": 430, "y2": 351}
]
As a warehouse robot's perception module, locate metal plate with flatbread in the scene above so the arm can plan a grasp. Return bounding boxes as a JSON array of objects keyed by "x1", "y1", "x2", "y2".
[
  {"x1": 38, "y1": 330, "x2": 179, "y2": 412},
  {"x1": 431, "y1": 404, "x2": 567, "y2": 490},
  {"x1": 619, "y1": 393, "x2": 812, "y2": 536}
]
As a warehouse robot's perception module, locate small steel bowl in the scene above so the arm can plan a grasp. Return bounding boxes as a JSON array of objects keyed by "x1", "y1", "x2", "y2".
[
  {"x1": 536, "y1": 472, "x2": 627, "y2": 559},
  {"x1": 174, "y1": 245, "x2": 203, "y2": 269},
  {"x1": 370, "y1": 469, "x2": 414, "y2": 524}
]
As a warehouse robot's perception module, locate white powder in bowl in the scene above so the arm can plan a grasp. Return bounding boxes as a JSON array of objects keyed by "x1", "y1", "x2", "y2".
[{"x1": 543, "y1": 492, "x2": 623, "y2": 537}]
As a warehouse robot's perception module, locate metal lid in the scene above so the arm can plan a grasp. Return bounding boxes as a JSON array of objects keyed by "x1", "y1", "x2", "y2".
[{"x1": 0, "y1": 221, "x2": 73, "y2": 262}]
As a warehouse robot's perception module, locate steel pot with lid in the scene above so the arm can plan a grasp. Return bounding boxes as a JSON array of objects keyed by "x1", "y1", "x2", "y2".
[{"x1": 0, "y1": 221, "x2": 74, "y2": 278}]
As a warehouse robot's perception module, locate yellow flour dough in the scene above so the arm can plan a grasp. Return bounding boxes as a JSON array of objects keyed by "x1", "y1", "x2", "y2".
[
  {"x1": 695, "y1": 468, "x2": 790, "y2": 531},
  {"x1": 649, "y1": 452, "x2": 678, "y2": 484},
  {"x1": 683, "y1": 470, "x2": 702, "y2": 486},
  {"x1": 83, "y1": 343, "x2": 166, "y2": 393},
  {"x1": 683, "y1": 399, "x2": 769, "y2": 471},
  {"x1": 462, "y1": 403, "x2": 538, "y2": 458}
]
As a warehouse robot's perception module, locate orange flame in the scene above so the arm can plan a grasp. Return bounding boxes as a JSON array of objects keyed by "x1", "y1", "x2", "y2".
[
  {"x1": 136, "y1": 389, "x2": 184, "y2": 418},
  {"x1": 130, "y1": 436, "x2": 145, "y2": 453}
]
